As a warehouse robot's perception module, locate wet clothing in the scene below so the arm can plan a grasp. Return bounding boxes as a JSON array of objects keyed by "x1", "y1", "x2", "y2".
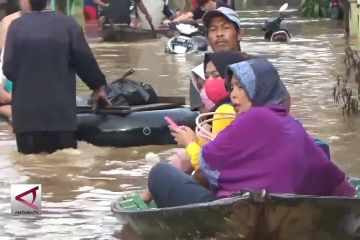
[
  {"x1": 192, "y1": 1, "x2": 230, "y2": 20},
  {"x1": 3, "y1": 10, "x2": 106, "y2": 153},
  {"x1": 103, "y1": 0, "x2": 132, "y2": 25},
  {"x1": 16, "y1": 131, "x2": 77, "y2": 155}
]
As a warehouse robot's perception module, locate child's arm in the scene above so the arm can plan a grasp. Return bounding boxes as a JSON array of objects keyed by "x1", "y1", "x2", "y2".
[{"x1": 186, "y1": 135, "x2": 208, "y2": 170}]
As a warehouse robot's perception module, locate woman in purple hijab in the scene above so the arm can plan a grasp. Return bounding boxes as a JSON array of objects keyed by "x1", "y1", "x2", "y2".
[{"x1": 143, "y1": 58, "x2": 356, "y2": 208}]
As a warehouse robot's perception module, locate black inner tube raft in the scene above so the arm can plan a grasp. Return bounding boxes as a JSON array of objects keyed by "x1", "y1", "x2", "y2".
[{"x1": 76, "y1": 104, "x2": 198, "y2": 147}]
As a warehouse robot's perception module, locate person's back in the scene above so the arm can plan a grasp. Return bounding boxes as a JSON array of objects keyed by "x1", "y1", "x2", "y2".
[
  {"x1": 8, "y1": 11, "x2": 82, "y2": 133},
  {"x1": 3, "y1": 5, "x2": 108, "y2": 154}
]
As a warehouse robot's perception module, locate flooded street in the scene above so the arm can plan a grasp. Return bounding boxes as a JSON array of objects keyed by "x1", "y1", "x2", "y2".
[{"x1": 1, "y1": 6, "x2": 360, "y2": 239}]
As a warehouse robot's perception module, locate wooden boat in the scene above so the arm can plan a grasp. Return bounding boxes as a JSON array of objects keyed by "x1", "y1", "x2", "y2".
[
  {"x1": 99, "y1": 23, "x2": 173, "y2": 42},
  {"x1": 111, "y1": 177, "x2": 360, "y2": 239}
]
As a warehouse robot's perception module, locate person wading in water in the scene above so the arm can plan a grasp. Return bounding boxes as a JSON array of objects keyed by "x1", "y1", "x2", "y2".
[
  {"x1": 3, "y1": 0, "x2": 110, "y2": 155},
  {"x1": 95, "y1": 0, "x2": 152, "y2": 28}
]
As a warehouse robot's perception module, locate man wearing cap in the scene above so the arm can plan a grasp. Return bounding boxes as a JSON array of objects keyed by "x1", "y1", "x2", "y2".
[
  {"x1": 163, "y1": 0, "x2": 231, "y2": 26},
  {"x1": 190, "y1": 7, "x2": 292, "y2": 114},
  {"x1": 189, "y1": 7, "x2": 246, "y2": 112}
]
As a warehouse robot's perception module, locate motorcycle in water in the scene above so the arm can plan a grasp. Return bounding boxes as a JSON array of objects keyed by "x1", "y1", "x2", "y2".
[
  {"x1": 262, "y1": 3, "x2": 292, "y2": 43},
  {"x1": 165, "y1": 21, "x2": 207, "y2": 54}
]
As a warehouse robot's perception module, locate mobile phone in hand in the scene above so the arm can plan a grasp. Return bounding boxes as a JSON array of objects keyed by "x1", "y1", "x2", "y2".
[{"x1": 164, "y1": 116, "x2": 179, "y2": 131}]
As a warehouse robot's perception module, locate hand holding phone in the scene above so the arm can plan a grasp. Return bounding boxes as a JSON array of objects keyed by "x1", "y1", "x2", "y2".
[{"x1": 164, "y1": 116, "x2": 180, "y2": 131}]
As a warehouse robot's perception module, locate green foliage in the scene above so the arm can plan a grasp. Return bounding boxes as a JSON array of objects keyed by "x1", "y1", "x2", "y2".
[
  {"x1": 300, "y1": 0, "x2": 330, "y2": 18},
  {"x1": 333, "y1": 46, "x2": 360, "y2": 115}
]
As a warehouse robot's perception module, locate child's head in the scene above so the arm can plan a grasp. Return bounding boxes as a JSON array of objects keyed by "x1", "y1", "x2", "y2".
[
  {"x1": 191, "y1": 63, "x2": 205, "y2": 92},
  {"x1": 196, "y1": 76, "x2": 205, "y2": 92}
]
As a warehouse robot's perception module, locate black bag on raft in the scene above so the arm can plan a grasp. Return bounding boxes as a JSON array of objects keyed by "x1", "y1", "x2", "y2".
[{"x1": 88, "y1": 69, "x2": 158, "y2": 107}]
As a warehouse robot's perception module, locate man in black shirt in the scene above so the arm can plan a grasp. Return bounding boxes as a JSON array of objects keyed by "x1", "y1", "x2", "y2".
[
  {"x1": 3, "y1": 0, "x2": 110, "y2": 155},
  {"x1": 163, "y1": 0, "x2": 231, "y2": 26}
]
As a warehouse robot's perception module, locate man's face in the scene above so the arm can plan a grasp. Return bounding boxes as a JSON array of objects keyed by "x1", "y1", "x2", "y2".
[{"x1": 206, "y1": 16, "x2": 244, "y2": 52}]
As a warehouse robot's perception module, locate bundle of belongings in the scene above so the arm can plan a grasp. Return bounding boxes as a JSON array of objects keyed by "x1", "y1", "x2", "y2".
[{"x1": 88, "y1": 69, "x2": 158, "y2": 108}]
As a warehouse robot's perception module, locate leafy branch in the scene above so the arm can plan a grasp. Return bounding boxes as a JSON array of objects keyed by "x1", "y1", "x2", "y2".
[
  {"x1": 300, "y1": 0, "x2": 329, "y2": 18},
  {"x1": 333, "y1": 46, "x2": 360, "y2": 115}
]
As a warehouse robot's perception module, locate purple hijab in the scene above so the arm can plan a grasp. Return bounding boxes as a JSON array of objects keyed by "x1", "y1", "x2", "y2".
[{"x1": 199, "y1": 59, "x2": 352, "y2": 198}]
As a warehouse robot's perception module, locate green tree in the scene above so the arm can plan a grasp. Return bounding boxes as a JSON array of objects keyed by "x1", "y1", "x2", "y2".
[{"x1": 300, "y1": 0, "x2": 330, "y2": 18}]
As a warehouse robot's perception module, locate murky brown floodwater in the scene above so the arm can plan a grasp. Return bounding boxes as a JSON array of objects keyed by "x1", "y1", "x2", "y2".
[{"x1": 0, "y1": 5, "x2": 359, "y2": 239}]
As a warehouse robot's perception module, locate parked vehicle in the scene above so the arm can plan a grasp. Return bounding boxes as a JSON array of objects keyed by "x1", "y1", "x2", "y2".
[
  {"x1": 262, "y1": 3, "x2": 292, "y2": 42},
  {"x1": 165, "y1": 21, "x2": 207, "y2": 54}
]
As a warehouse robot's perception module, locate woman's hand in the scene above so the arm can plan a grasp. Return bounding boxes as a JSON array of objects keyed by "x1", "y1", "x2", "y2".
[
  {"x1": 169, "y1": 150, "x2": 194, "y2": 173},
  {"x1": 169, "y1": 125, "x2": 196, "y2": 147}
]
